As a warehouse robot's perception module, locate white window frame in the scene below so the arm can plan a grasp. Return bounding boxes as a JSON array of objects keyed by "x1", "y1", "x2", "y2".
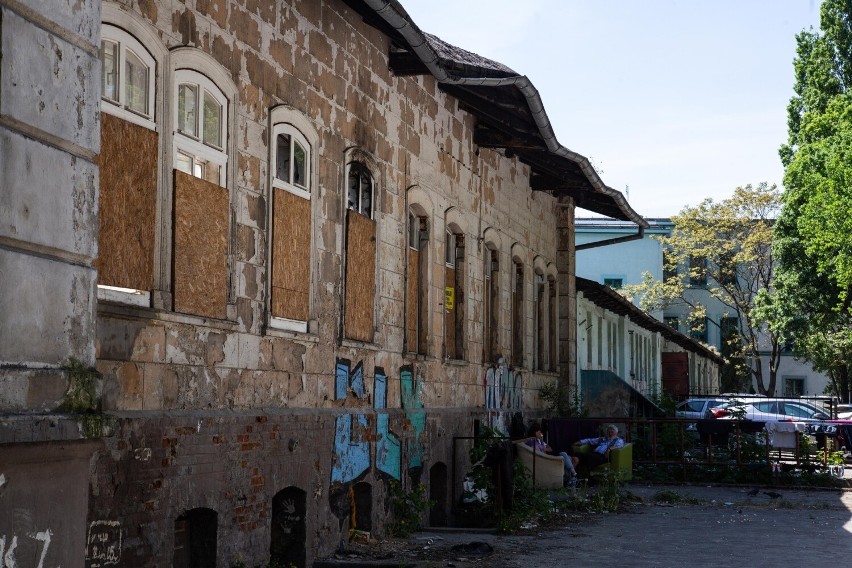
[
  {"x1": 100, "y1": 25, "x2": 156, "y2": 130},
  {"x1": 268, "y1": 117, "x2": 316, "y2": 334},
  {"x1": 346, "y1": 161, "x2": 373, "y2": 218},
  {"x1": 272, "y1": 123, "x2": 312, "y2": 200},
  {"x1": 173, "y1": 70, "x2": 228, "y2": 187},
  {"x1": 445, "y1": 230, "x2": 456, "y2": 267}
]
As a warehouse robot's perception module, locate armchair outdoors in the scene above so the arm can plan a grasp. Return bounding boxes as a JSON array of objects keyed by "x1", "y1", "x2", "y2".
[
  {"x1": 574, "y1": 442, "x2": 633, "y2": 481},
  {"x1": 513, "y1": 440, "x2": 564, "y2": 489}
]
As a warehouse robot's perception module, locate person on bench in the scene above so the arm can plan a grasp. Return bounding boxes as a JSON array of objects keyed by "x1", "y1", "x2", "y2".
[
  {"x1": 524, "y1": 423, "x2": 578, "y2": 487},
  {"x1": 570, "y1": 424, "x2": 625, "y2": 476}
]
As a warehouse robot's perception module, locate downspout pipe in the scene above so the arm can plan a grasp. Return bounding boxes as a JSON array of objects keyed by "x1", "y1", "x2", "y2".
[
  {"x1": 365, "y1": 0, "x2": 648, "y2": 229},
  {"x1": 575, "y1": 225, "x2": 645, "y2": 251}
]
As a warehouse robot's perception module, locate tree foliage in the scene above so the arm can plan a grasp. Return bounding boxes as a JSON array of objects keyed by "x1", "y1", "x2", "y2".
[
  {"x1": 625, "y1": 184, "x2": 782, "y2": 395},
  {"x1": 767, "y1": 0, "x2": 852, "y2": 402}
]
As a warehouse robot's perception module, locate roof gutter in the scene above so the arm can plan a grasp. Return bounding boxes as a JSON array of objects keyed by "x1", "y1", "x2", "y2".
[
  {"x1": 365, "y1": 0, "x2": 648, "y2": 228},
  {"x1": 575, "y1": 225, "x2": 645, "y2": 251}
]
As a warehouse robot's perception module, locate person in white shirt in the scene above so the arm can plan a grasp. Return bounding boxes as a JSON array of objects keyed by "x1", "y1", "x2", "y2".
[{"x1": 570, "y1": 424, "x2": 624, "y2": 473}]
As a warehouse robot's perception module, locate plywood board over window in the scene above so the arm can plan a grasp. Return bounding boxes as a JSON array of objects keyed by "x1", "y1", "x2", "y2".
[
  {"x1": 405, "y1": 250, "x2": 419, "y2": 351},
  {"x1": 96, "y1": 113, "x2": 158, "y2": 290},
  {"x1": 173, "y1": 170, "x2": 229, "y2": 319},
  {"x1": 444, "y1": 267, "x2": 456, "y2": 359},
  {"x1": 271, "y1": 188, "x2": 311, "y2": 321},
  {"x1": 344, "y1": 210, "x2": 376, "y2": 342}
]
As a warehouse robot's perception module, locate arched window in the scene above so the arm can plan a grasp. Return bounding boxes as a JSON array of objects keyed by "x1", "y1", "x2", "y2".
[
  {"x1": 406, "y1": 210, "x2": 429, "y2": 355},
  {"x1": 511, "y1": 257, "x2": 525, "y2": 368},
  {"x1": 444, "y1": 225, "x2": 465, "y2": 360},
  {"x1": 534, "y1": 270, "x2": 546, "y2": 370},
  {"x1": 268, "y1": 109, "x2": 318, "y2": 333},
  {"x1": 483, "y1": 242, "x2": 500, "y2": 364},
  {"x1": 343, "y1": 159, "x2": 377, "y2": 342},
  {"x1": 274, "y1": 124, "x2": 311, "y2": 198},
  {"x1": 96, "y1": 22, "x2": 162, "y2": 307},
  {"x1": 347, "y1": 162, "x2": 373, "y2": 217},
  {"x1": 174, "y1": 70, "x2": 228, "y2": 186},
  {"x1": 100, "y1": 25, "x2": 156, "y2": 127}
]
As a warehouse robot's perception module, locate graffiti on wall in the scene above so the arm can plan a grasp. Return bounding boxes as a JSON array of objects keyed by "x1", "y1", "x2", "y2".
[
  {"x1": 400, "y1": 365, "x2": 425, "y2": 468},
  {"x1": 374, "y1": 368, "x2": 401, "y2": 479},
  {"x1": 331, "y1": 360, "x2": 371, "y2": 484},
  {"x1": 331, "y1": 360, "x2": 426, "y2": 485},
  {"x1": 85, "y1": 520, "x2": 122, "y2": 566},
  {"x1": 483, "y1": 356, "x2": 524, "y2": 432},
  {"x1": 1, "y1": 528, "x2": 54, "y2": 568}
]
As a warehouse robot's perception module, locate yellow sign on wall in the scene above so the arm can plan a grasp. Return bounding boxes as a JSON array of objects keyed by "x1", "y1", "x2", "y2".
[{"x1": 445, "y1": 287, "x2": 455, "y2": 310}]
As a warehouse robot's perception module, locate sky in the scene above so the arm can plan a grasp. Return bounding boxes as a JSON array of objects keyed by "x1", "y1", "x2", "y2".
[{"x1": 400, "y1": 0, "x2": 823, "y2": 218}]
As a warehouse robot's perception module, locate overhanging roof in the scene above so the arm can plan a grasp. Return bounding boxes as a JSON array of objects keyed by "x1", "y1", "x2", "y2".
[
  {"x1": 576, "y1": 277, "x2": 725, "y2": 364},
  {"x1": 341, "y1": 0, "x2": 648, "y2": 226}
]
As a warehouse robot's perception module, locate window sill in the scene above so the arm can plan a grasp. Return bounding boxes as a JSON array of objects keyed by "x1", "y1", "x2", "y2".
[
  {"x1": 535, "y1": 369, "x2": 560, "y2": 378},
  {"x1": 341, "y1": 338, "x2": 380, "y2": 351},
  {"x1": 443, "y1": 358, "x2": 468, "y2": 367},
  {"x1": 97, "y1": 301, "x2": 240, "y2": 331},
  {"x1": 263, "y1": 323, "x2": 319, "y2": 343}
]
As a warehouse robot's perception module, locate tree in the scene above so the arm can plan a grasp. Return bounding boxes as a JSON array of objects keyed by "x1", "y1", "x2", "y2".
[
  {"x1": 625, "y1": 184, "x2": 782, "y2": 395},
  {"x1": 766, "y1": 0, "x2": 852, "y2": 402}
]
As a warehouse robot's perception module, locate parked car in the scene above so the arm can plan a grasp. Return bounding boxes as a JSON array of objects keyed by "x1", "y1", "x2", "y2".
[
  {"x1": 835, "y1": 404, "x2": 852, "y2": 420},
  {"x1": 713, "y1": 399, "x2": 831, "y2": 422},
  {"x1": 676, "y1": 397, "x2": 731, "y2": 420}
]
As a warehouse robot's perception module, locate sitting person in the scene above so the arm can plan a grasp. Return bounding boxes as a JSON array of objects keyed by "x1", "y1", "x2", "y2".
[
  {"x1": 523, "y1": 423, "x2": 577, "y2": 486},
  {"x1": 570, "y1": 424, "x2": 625, "y2": 475}
]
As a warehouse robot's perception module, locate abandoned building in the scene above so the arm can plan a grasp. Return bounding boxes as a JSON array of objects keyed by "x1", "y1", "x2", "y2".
[{"x1": 0, "y1": 0, "x2": 646, "y2": 565}]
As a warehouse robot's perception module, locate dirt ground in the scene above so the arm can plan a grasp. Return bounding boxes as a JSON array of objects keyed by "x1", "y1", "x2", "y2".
[{"x1": 315, "y1": 484, "x2": 852, "y2": 567}]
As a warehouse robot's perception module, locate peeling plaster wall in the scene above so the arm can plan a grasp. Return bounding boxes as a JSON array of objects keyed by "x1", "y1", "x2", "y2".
[
  {"x1": 0, "y1": 0, "x2": 99, "y2": 406},
  {"x1": 81, "y1": 0, "x2": 567, "y2": 565},
  {"x1": 0, "y1": 1, "x2": 101, "y2": 565}
]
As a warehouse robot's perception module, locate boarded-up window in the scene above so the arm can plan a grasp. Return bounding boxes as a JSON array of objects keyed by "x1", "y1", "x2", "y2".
[
  {"x1": 535, "y1": 272, "x2": 545, "y2": 370},
  {"x1": 173, "y1": 170, "x2": 229, "y2": 319},
  {"x1": 484, "y1": 249, "x2": 499, "y2": 363},
  {"x1": 444, "y1": 232, "x2": 465, "y2": 360},
  {"x1": 548, "y1": 276, "x2": 557, "y2": 371},
  {"x1": 95, "y1": 113, "x2": 158, "y2": 290},
  {"x1": 405, "y1": 213, "x2": 428, "y2": 355},
  {"x1": 271, "y1": 188, "x2": 311, "y2": 321},
  {"x1": 406, "y1": 248, "x2": 419, "y2": 352},
  {"x1": 344, "y1": 209, "x2": 376, "y2": 342},
  {"x1": 512, "y1": 262, "x2": 524, "y2": 367}
]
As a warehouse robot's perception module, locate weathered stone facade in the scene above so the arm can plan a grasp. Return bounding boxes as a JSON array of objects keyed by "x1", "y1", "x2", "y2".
[{"x1": 0, "y1": 0, "x2": 643, "y2": 565}]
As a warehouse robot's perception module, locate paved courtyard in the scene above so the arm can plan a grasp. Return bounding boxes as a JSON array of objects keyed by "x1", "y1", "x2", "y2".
[
  {"x1": 486, "y1": 484, "x2": 852, "y2": 567},
  {"x1": 318, "y1": 484, "x2": 852, "y2": 567}
]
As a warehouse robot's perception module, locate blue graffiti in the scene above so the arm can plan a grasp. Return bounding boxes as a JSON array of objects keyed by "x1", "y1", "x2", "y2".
[
  {"x1": 331, "y1": 360, "x2": 371, "y2": 484},
  {"x1": 400, "y1": 366, "x2": 425, "y2": 469},
  {"x1": 374, "y1": 368, "x2": 401, "y2": 479},
  {"x1": 331, "y1": 360, "x2": 427, "y2": 484}
]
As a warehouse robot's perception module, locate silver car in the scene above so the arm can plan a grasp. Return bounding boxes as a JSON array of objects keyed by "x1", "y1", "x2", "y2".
[
  {"x1": 676, "y1": 398, "x2": 731, "y2": 420},
  {"x1": 714, "y1": 399, "x2": 830, "y2": 422}
]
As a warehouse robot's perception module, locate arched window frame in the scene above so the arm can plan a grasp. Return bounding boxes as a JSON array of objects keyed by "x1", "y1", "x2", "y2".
[
  {"x1": 273, "y1": 123, "x2": 312, "y2": 200},
  {"x1": 405, "y1": 187, "x2": 433, "y2": 356},
  {"x1": 346, "y1": 161, "x2": 374, "y2": 218},
  {"x1": 100, "y1": 24, "x2": 156, "y2": 129},
  {"x1": 267, "y1": 107, "x2": 319, "y2": 334},
  {"x1": 97, "y1": 9, "x2": 167, "y2": 308},
  {"x1": 341, "y1": 150, "x2": 380, "y2": 344},
  {"x1": 173, "y1": 69, "x2": 228, "y2": 187}
]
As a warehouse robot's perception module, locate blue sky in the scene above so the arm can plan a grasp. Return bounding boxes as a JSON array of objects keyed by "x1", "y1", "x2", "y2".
[{"x1": 400, "y1": 0, "x2": 822, "y2": 217}]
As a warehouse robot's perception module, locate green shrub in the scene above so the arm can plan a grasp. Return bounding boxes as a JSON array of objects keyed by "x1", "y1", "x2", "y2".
[{"x1": 387, "y1": 480, "x2": 433, "y2": 537}]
